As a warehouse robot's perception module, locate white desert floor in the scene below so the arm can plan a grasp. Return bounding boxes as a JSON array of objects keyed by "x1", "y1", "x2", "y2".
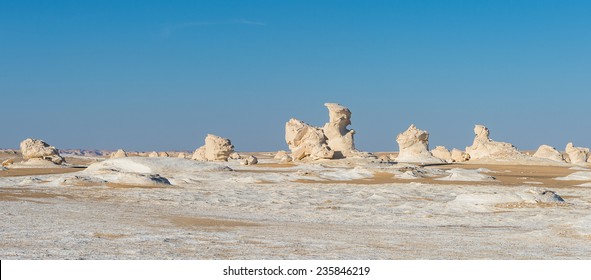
[{"x1": 1, "y1": 154, "x2": 591, "y2": 259}]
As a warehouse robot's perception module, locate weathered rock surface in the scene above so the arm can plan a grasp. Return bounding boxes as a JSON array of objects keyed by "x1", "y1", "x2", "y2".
[
  {"x1": 431, "y1": 146, "x2": 452, "y2": 163},
  {"x1": 565, "y1": 143, "x2": 589, "y2": 165},
  {"x1": 241, "y1": 155, "x2": 258, "y2": 165},
  {"x1": 285, "y1": 103, "x2": 372, "y2": 161},
  {"x1": 110, "y1": 149, "x2": 128, "y2": 159},
  {"x1": 450, "y1": 149, "x2": 470, "y2": 162},
  {"x1": 532, "y1": 145, "x2": 565, "y2": 162},
  {"x1": 192, "y1": 134, "x2": 235, "y2": 161},
  {"x1": 20, "y1": 138, "x2": 65, "y2": 165},
  {"x1": 148, "y1": 151, "x2": 159, "y2": 158},
  {"x1": 465, "y1": 125, "x2": 523, "y2": 160},
  {"x1": 158, "y1": 152, "x2": 170, "y2": 158},
  {"x1": 285, "y1": 118, "x2": 334, "y2": 160},
  {"x1": 229, "y1": 152, "x2": 242, "y2": 160},
  {"x1": 395, "y1": 124, "x2": 443, "y2": 163},
  {"x1": 177, "y1": 152, "x2": 187, "y2": 159}
]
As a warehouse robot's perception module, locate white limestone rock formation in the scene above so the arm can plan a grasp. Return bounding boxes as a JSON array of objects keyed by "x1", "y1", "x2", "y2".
[
  {"x1": 240, "y1": 155, "x2": 258, "y2": 165},
  {"x1": 565, "y1": 143, "x2": 589, "y2": 165},
  {"x1": 110, "y1": 149, "x2": 128, "y2": 159},
  {"x1": 285, "y1": 118, "x2": 334, "y2": 160},
  {"x1": 532, "y1": 145, "x2": 565, "y2": 163},
  {"x1": 191, "y1": 134, "x2": 235, "y2": 162},
  {"x1": 274, "y1": 150, "x2": 289, "y2": 160},
  {"x1": 395, "y1": 124, "x2": 443, "y2": 163},
  {"x1": 158, "y1": 152, "x2": 170, "y2": 158},
  {"x1": 465, "y1": 125, "x2": 523, "y2": 160},
  {"x1": 20, "y1": 138, "x2": 65, "y2": 165},
  {"x1": 229, "y1": 152, "x2": 242, "y2": 160},
  {"x1": 177, "y1": 152, "x2": 187, "y2": 159},
  {"x1": 322, "y1": 103, "x2": 357, "y2": 158},
  {"x1": 285, "y1": 103, "x2": 373, "y2": 161},
  {"x1": 450, "y1": 149, "x2": 470, "y2": 162},
  {"x1": 431, "y1": 146, "x2": 452, "y2": 163},
  {"x1": 148, "y1": 151, "x2": 159, "y2": 158}
]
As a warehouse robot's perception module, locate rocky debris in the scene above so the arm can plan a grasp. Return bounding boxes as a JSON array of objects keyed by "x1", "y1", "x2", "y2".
[
  {"x1": 395, "y1": 124, "x2": 443, "y2": 163},
  {"x1": 2, "y1": 158, "x2": 17, "y2": 167},
  {"x1": 565, "y1": 143, "x2": 589, "y2": 165},
  {"x1": 110, "y1": 149, "x2": 128, "y2": 159},
  {"x1": 285, "y1": 118, "x2": 334, "y2": 160},
  {"x1": 191, "y1": 134, "x2": 235, "y2": 161},
  {"x1": 19, "y1": 138, "x2": 65, "y2": 165},
  {"x1": 241, "y1": 155, "x2": 258, "y2": 165},
  {"x1": 465, "y1": 125, "x2": 523, "y2": 160},
  {"x1": 229, "y1": 152, "x2": 242, "y2": 160},
  {"x1": 148, "y1": 151, "x2": 159, "y2": 158},
  {"x1": 431, "y1": 146, "x2": 452, "y2": 163},
  {"x1": 532, "y1": 145, "x2": 565, "y2": 162}
]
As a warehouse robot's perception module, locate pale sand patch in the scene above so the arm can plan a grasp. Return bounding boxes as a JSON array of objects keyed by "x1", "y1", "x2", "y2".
[
  {"x1": 0, "y1": 167, "x2": 83, "y2": 178},
  {"x1": 254, "y1": 162, "x2": 296, "y2": 168}
]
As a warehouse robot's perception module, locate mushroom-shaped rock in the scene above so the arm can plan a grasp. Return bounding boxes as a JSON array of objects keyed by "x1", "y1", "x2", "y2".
[
  {"x1": 322, "y1": 103, "x2": 357, "y2": 158},
  {"x1": 565, "y1": 143, "x2": 589, "y2": 165},
  {"x1": 285, "y1": 118, "x2": 334, "y2": 160},
  {"x1": 20, "y1": 138, "x2": 65, "y2": 165},
  {"x1": 395, "y1": 124, "x2": 443, "y2": 163},
  {"x1": 191, "y1": 134, "x2": 235, "y2": 162},
  {"x1": 465, "y1": 125, "x2": 523, "y2": 160},
  {"x1": 431, "y1": 146, "x2": 452, "y2": 162},
  {"x1": 240, "y1": 155, "x2": 258, "y2": 165},
  {"x1": 532, "y1": 145, "x2": 565, "y2": 163},
  {"x1": 110, "y1": 149, "x2": 128, "y2": 159}
]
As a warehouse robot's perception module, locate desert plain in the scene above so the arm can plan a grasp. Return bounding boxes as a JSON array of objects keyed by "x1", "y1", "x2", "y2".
[{"x1": 1, "y1": 103, "x2": 591, "y2": 259}]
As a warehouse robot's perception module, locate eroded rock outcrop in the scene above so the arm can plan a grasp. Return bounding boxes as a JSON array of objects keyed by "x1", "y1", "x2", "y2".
[
  {"x1": 431, "y1": 146, "x2": 452, "y2": 163},
  {"x1": 191, "y1": 134, "x2": 234, "y2": 161},
  {"x1": 285, "y1": 118, "x2": 334, "y2": 160},
  {"x1": 465, "y1": 125, "x2": 523, "y2": 160},
  {"x1": 285, "y1": 103, "x2": 371, "y2": 161},
  {"x1": 20, "y1": 138, "x2": 65, "y2": 165},
  {"x1": 241, "y1": 155, "x2": 258, "y2": 165},
  {"x1": 395, "y1": 124, "x2": 443, "y2": 163},
  {"x1": 148, "y1": 151, "x2": 159, "y2": 158},
  {"x1": 532, "y1": 145, "x2": 565, "y2": 163},
  {"x1": 565, "y1": 143, "x2": 589, "y2": 165},
  {"x1": 450, "y1": 149, "x2": 470, "y2": 162},
  {"x1": 110, "y1": 149, "x2": 128, "y2": 159}
]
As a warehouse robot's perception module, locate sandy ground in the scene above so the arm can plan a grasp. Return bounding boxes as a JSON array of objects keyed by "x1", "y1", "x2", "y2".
[{"x1": 1, "y1": 153, "x2": 591, "y2": 259}]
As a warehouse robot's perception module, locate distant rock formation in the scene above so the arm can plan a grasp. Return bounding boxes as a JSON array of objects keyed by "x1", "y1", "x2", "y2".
[
  {"x1": 431, "y1": 146, "x2": 452, "y2": 163},
  {"x1": 177, "y1": 152, "x2": 187, "y2": 159},
  {"x1": 158, "y1": 152, "x2": 170, "y2": 158},
  {"x1": 148, "y1": 151, "x2": 159, "y2": 158},
  {"x1": 285, "y1": 103, "x2": 372, "y2": 161},
  {"x1": 110, "y1": 149, "x2": 128, "y2": 159},
  {"x1": 465, "y1": 125, "x2": 523, "y2": 160},
  {"x1": 565, "y1": 142, "x2": 589, "y2": 165},
  {"x1": 191, "y1": 134, "x2": 235, "y2": 161},
  {"x1": 395, "y1": 124, "x2": 443, "y2": 163},
  {"x1": 20, "y1": 138, "x2": 65, "y2": 165},
  {"x1": 285, "y1": 118, "x2": 334, "y2": 160},
  {"x1": 532, "y1": 145, "x2": 565, "y2": 163},
  {"x1": 450, "y1": 149, "x2": 470, "y2": 162},
  {"x1": 241, "y1": 155, "x2": 258, "y2": 165},
  {"x1": 229, "y1": 152, "x2": 242, "y2": 160}
]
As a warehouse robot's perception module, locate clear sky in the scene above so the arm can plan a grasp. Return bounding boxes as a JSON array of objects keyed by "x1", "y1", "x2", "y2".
[{"x1": 1, "y1": 0, "x2": 590, "y2": 152}]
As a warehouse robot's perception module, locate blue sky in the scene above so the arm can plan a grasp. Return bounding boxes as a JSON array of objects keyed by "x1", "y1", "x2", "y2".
[{"x1": 1, "y1": 0, "x2": 590, "y2": 152}]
